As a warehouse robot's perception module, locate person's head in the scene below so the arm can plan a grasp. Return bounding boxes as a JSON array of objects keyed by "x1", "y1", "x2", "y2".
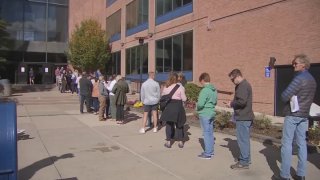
[
  {"x1": 99, "y1": 75, "x2": 105, "y2": 82},
  {"x1": 148, "y1": 72, "x2": 155, "y2": 79},
  {"x1": 228, "y1": 69, "x2": 243, "y2": 85},
  {"x1": 199, "y1": 72, "x2": 210, "y2": 85},
  {"x1": 292, "y1": 54, "x2": 310, "y2": 72},
  {"x1": 115, "y1": 75, "x2": 122, "y2": 82},
  {"x1": 166, "y1": 72, "x2": 178, "y2": 87},
  {"x1": 177, "y1": 72, "x2": 185, "y2": 82}
]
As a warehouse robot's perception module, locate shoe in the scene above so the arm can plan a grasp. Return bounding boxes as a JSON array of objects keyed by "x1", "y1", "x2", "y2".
[
  {"x1": 139, "y1": 128, "x2": 145, "y2": 134},
  {"x1": 153, "y1": 128, "x2": 158, "y2": 133},
  {"x1": 230, "y1": 162, "x2": 249, "y2": 169},
  {"x1": 164, "y1": 142, "x2": 171, "y2": 148},
  {"x1": 94, "y1": 112, "x2": 98, "y2": 115},
  {"x1": 178, "y1": 142, "x2": 184, "y2": 148},
  {"x1": 198, "y1": 153, "x2": 211, "y2": 160},
  {"x1": 295, "y1": 175, "x2": 305, "y2": 180},
  {"x1": 17, "y1": 129, "x2": 25, "y2": 134}
]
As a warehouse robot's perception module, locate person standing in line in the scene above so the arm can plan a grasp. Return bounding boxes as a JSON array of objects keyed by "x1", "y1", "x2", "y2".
[
  {"x1": 160, "y1": 72, "x2": 187, "y2": 148},
  {"x1": 139, "y1": 72, "x2": 161, "y2": 134},
  {"x1": 91, "y1": 78, "x2": 100, "y2": 115},
  {"x1": 197, "y1": 73, "x2": 217, "y2": 159},
  {"x1": 177, "y1": 72, "x2": 187, "y2": 87},
  {"x1": 98, "y1": 75, "x2": 108, "y2": 121},
  {"x1": 29, "y1": 68, "x2": 34, "y2": 85},
  {"x1": 107, "y1": 75, "x2": 117, "y2": 120},
  {"x1": 55, "y1": 67, "x2": 60, "y2": 86},
  {"x1": 112, "y1": 75, "x2": 129, "y2": 124},
  {"x1": 279, "y1": 54, "x2": 317, "y2": 180},
  {"x1": 227, "y1": 69, "x2": 254, "y2": 169},
  {"x1": 79, "y1": 72, "x2": 93, "y2": 113}
]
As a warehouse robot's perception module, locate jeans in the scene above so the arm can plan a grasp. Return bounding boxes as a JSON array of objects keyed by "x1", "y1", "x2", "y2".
[
  {"x1": 280, "y1": 116, "x2": 308, "y2": 178},
  {"x1": 199, "y1": 116, "x2": 214, "y2": 156},
  {"x1": 236, "y1": 120, "x2": 252, "y2": 165},
  {"x1": 92, "y1": 97, "x2": 99, "y2": 112}
]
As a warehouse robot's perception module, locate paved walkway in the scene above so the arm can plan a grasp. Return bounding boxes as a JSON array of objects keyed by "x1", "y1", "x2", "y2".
[{"x1": 14, "y1": 89, "x2": 320, "y2": 180}]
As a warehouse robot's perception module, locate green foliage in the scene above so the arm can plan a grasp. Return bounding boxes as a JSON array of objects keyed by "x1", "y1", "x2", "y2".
[
  {"x1": 308, "y1": 127, "x2": 320, "y2": 146},
  {"x1": 253, "y1": 114, "x2": 272, "y2": 130},
  {"x1": 215, "y1": 110, "x2": 234, "y2": 129},
  {"x1": 185, "y1": 83, "x2": 201, "y2": 102},
  {"x1": 67, "y1": 19, "x2": 110, "y2": 72}
]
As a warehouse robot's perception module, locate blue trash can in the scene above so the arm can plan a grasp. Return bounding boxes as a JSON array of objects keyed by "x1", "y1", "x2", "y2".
[{"x1": 0, "y1": 100, "x2": 17, "y2": 180}]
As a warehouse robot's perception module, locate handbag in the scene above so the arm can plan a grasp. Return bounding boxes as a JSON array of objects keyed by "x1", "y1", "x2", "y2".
[{"x1": 159, "y1": 84, "x2": 180, "y2": 111}]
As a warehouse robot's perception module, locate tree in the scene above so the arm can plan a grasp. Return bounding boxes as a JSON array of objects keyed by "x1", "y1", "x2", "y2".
[{"x1": 67, "y1": 19, "x2": 110, "y2": 72}]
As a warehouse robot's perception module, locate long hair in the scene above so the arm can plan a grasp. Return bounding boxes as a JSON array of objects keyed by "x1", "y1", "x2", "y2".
[{"x1": 165, "y1": 72, "x2": 178, "y2": 87}]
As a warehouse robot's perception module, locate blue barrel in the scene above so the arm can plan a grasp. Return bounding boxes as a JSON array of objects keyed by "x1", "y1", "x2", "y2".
[{"x1": 0, "y1": 100, "x2": 17, "y2": 180}]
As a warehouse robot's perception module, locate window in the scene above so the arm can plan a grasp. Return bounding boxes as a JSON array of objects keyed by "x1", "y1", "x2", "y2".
[
  {"x1": 106, "y1": 10, "x2": 121, "y2": 42},
  {"x1": 106, "y1": 0, "x2": 117, "y2": 7},
  {"x1": 156, "y1": 31, "x2": 192, "y2": 73},
  {"x1": 106, "y1": 51, "x2": 121, "y2": 75},
  {"x1": 126, "y1": 44, "x2": 148, "y2": 75},
  {"x1": 126, "y1": 0, "x2": 148, "y2": 31},
  {"x1": 156, "y1": 0, "x2": 192, "y2": 17}
]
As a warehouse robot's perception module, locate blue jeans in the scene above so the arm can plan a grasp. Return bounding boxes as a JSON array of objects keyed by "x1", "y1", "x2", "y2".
[
  {"x1": 280, "y1": 116, "x2": 308, "y2": 178},
  {"x1": 236, "y1": 120, "x2": 252, "y2": 165},
  {"x1": 199, "y1": 116, "x2": 215, "y2": 156},
  {"x1": 92, "y1": 97, "x2": 99, "y2": 112}
]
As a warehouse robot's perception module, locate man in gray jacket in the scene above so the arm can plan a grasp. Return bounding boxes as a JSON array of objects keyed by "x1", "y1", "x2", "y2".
[
  {"x1": 228, "y1": 69, "x2": 254, "y2": 170},
  {"x1": 139, "y1": 72, "x2": 160, "y2": 134},
  {"x1": 280, "y1": 54, "x2": 317, "y2": 180}
]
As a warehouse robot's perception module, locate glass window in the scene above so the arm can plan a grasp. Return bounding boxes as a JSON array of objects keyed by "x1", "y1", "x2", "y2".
[
  {"x1": 126, "y1": 44, "x2": 148, "y2": 75},
  {"x1": 126, "y1": 0, "x2": 148, "y2": 30},
  {"x1": 156, "y1": 40, "x2": 164, "y2": 73},
  {"x1": 48, "y1": 3, "x2": 68, "y2": 42},
  {"x1": 106, "y1": 10, "x2": 121, "y2": 40},
  {"x1": 24, "y1": 1, "x2": 46, "y2": 41},
  {"x1": 156, "y1": 0, "x2": 192, "y2": 17},
  {"x1": 155, "y1": 31, "x2": 192, "y2": 73},
  {"x1": 106, "y1": 51, "x2": 121, "y2": 75}
]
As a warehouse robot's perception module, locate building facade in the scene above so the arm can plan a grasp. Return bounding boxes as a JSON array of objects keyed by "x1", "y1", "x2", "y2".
[
  {"x1": 0, "y1": 0, "x2": 69, "y2": 84},
  {"x1": 70, "y1": 0, "x2": 320, "y2": 115}
]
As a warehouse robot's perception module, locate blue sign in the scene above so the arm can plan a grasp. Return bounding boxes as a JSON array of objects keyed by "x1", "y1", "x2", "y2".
[{"x1": 265, "y1": 66, "x2": 271, "y2": 78}]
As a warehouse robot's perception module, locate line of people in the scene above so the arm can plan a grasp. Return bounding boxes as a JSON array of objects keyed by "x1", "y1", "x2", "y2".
[{"x1": 137, "y1": 54, "x2": 316, "y2": 180}]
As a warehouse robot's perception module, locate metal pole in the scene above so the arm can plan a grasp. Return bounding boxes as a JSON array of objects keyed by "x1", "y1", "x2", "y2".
[{"x1": 139, "y1": 44, "x2": 143, "y2": 100}]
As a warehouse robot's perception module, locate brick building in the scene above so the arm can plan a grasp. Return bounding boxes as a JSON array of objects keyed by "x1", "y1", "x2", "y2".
[{"x1": 69, "y1": 0, "x2": 320, "y2": 115}]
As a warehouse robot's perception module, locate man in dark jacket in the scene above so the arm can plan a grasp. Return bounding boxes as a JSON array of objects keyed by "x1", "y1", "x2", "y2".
[
  {"x1": 280, "y1": 54, "x2": 317, "y2": 180},
  {"x1": 79, "y1": 72, "x2": 93, "y2": 113},
  {"x1": 228, "y1": 69, "x2": 254, "y2": 170}
]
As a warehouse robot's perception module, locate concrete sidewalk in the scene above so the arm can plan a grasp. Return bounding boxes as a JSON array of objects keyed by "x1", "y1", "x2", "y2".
[{"x1": 15, "y1": 90, "x2": 319, "y2": 180}]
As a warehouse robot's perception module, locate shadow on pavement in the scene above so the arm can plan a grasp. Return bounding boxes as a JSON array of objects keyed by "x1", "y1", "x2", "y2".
[
  {"x1": 259, "y1": 139, "x2": 296, "y2": 179},
  {"x1": 307, "y1": 151, "x2": 320, "y2": 169},
  {"x1": 18, "y1": 153, "x2": 75, "y2": 180},
  {"x1": 18, "y1": 134, "x2": 34, "y2": 141},
  {"x1": 220, "y1": 137, "x2": 239, "y2": 162},
  {"x1": 124, "y1": 112, "x2": 140, "y2": 124}
]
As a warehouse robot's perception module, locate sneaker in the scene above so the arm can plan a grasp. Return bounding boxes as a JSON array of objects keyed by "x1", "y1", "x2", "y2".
[
  {"x1": 17, "y1": 129, "x2": 25, "y2": 134},
  {"x1": 198, "y1": 153, "x2": 211, "y2": 160},
  {"x1": 139, "y1": 128, "x2": 145, "y2": 134},
  {"x1": 230, "y1": 162, "x2": 249, "y2": 169},
  {"x1": 153, "y1": 128, "x2": 158, "y2": 133}
]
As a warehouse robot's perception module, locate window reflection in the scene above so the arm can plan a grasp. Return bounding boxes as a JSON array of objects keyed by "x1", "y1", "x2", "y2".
[
  {"x1": 126, "y1": 44, "x2": 148, "y2": 75},
  {"x1": 126, "y1": 0, "x2": 148, "y2": 30},
  {"x1": 156, "y1": 0, "x2": 192, "y2": 17},
  {"x1": 106, "y1": 10, "x2": 121, "y2": 41},
  {"x1": 155, "y1": 31, "x2": 193, "y2": 73}
]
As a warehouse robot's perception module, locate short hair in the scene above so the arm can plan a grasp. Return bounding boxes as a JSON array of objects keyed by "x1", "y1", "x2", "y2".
[
  {"x1": 199, "y1": 72, "x2": 210, "y2": 82},
  {"x1": 148, "y1": 72, "x2": 155, "y2": 77},
  {"x1": 228, "y1": 69, "x2": 242, "y2": 78},
  {"x1": 99, "y1": 75, "x2": 105, "y2": 81},
  {"x1": 293, "y1": 54, "x2": 311, "y2": 70},
  {"x1": 115, "y1": 75, "x2": 122, "y2": 82},
  {"x1": 166, "y1": 72, "x2": 178, "y2": 87}
]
